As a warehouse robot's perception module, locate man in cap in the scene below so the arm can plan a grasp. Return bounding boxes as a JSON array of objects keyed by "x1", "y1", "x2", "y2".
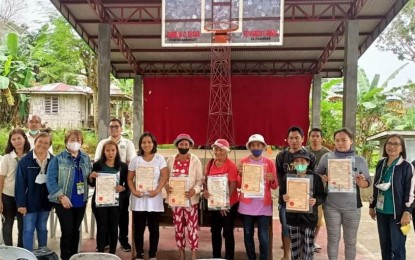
[
  {"x1": 276, "y1": 126, "x2": 316, "y2": 260},
  {"x1": 94, "y1": 118, "x2": 135, "y2": 252}
]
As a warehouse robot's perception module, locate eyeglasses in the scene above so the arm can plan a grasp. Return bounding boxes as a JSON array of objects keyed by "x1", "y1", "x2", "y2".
[
  {"x1": 109, "y1": 125, "x2": 120, "y2": 129},
  {"x1": 386, "y1": 142, "x2": 401, "y2": 147}
]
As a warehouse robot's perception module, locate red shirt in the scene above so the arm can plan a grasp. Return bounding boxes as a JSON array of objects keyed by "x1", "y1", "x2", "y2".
[
  {"x1": 172, "y1": 155, "x2": 190, "y2": 177},
  {"x1": 206, "y1": 158, "x2": 239, "y2": 205}
]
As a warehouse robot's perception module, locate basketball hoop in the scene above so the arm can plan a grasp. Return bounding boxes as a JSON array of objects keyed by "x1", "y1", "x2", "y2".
[{"x1": 204, "y1": 21, "x2": 239, "y2": 43}]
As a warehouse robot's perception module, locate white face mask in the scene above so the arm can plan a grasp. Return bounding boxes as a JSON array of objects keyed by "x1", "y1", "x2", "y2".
[
  {"x1": 67, "y1": 142, "x2": 82, "y2": 152},
  {"x1": 35, "y1": 173, "x2": 47, "y2": 184},
  {"x1": 375, "y1": 182, "x2": 391, "y2": 191}
]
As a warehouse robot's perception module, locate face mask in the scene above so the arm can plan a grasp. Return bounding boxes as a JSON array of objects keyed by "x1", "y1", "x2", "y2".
[
  {"x1": 251, "y1": 149, "x2": 263, "y2": 157},
  {"x1": 295, "y1": 164, "x2": 308, "y2": 173},
  {"x1": 67, "y1": 142, "x2": 82, "y2": 152},
  {"x1": 178, "y1": 148, "x2": 189, "y2": 155},
  {"x1": 29, "y1": 130, "x2": 39, "y2": 135},
  {"x1": 35, "y1": 173, "x2": 47, "y2": 184},
  {"x1": 375, "y1": 182, "x2": 391, "y2": 191}
]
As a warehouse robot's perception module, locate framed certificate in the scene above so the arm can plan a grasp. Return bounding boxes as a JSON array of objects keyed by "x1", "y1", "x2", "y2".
[
  {"x1": 286, "y1": 176, "x2": 311, "y2": 213},
  {"x1": 327, "y1": 159, "x2": 354, "y2": 193},
  {"x1": 95, "y1": 173, "x2": 119, "y2": 207},
  {"x1": 207, "y1": 174, "x2": 229, "y2": 210},
  {"x1": 241, "y1": 164, "x2": 264, "y2": 198},
  {"x1": 135, "y1": 166, "x2": 154, "y2": 192},
  {"x1": 168, "y1": 176, "x2": 189, "y2": 207}
]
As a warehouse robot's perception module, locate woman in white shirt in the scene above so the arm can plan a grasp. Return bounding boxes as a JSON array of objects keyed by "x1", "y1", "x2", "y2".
[
  {"x1": 127, "y1": 132, "x2": 169, "y2": 260},
  {"x1": 0, "y1": 128, "x2": 30, "y2": 246}
]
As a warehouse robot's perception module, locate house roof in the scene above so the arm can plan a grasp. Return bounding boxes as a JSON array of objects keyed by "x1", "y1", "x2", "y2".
[
  {"x1": 49, "y1": 0, "x2": 409, "y2": 78},
  {"x1": 18, "y1": 82, "x2": 132, "y2": 101},
  {"x1": 367, "y1": 131, "x2": 415, "y2": 141}
]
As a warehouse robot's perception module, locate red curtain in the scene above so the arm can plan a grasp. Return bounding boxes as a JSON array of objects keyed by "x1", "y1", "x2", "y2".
[{"x1": 143, "y1": 75, "x2": 312, "y2": 146}]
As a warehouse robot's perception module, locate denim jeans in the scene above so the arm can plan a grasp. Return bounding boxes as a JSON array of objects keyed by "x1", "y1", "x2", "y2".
[
  {"x1": 278, "y1": 204, "x2": 289, "y2": 237},
  {"x1": 2, "y1": 193, "x2": 23, "y2": 247},
  {"x1": 377, "y1": 212, "x2": 406, "y2": 260},
  {"x1": 22, "y1": 210, "x2": 49, "y2": 251},
  {"x1": 242, "y1": 214, "x2": 271, "y2": 260}
]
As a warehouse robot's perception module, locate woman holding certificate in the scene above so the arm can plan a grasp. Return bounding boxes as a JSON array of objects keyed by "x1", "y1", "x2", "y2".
[
  {"x1": 88, "y1": 140, "x2": 129, "y2": 254},
  {"x1": 46, "y1": 130, "x2": 92, "y2": 260},
  {"x1": 316, "y1": 127, "x2": 371, "y2": 260},
  {"x1": 165, "y1": 133, "x2": 203, "y2": 260},
  {"x1": 238, "y1": 134, "x2": 277, "y2": 260},
  {"x1": 127, "y1": 132, "x2": 169, "y2": 260},
  {"x1": 204, "y1": 138, "x2": 239, "y2": 260},
  {"x1": 369, "y1": 134, "x2": 414, "y2": 260}
]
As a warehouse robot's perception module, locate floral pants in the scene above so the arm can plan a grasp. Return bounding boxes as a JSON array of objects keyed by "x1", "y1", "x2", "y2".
[{"x1": 172, "y1": 204, "x2": 199, "y2": 250}]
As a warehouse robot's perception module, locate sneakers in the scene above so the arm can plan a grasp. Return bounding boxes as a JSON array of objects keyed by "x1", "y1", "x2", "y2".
[{"x1": 121, "y1": 242, "x2": 132, "y2": 252}]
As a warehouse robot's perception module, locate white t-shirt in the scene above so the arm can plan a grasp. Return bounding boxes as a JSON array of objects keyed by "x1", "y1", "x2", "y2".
[
  {"x1": 0, "y1": 151, "x2": 19, "y2": 196},
  {"x1": 128, "y1": 154, "x2": 167, "y2": 212},
  {"x1": 95, "y1": 136, "x2": 135, "y2": 163}
]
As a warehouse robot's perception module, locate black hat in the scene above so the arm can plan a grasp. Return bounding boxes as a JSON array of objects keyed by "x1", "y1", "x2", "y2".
[{"x1": 291, "y1": 153, "x2": 310, "y2": 162}]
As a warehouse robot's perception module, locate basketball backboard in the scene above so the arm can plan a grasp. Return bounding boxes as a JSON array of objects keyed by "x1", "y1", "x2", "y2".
[{"x1": 162, "y1": 0, "x2": 284, "y2": 47}]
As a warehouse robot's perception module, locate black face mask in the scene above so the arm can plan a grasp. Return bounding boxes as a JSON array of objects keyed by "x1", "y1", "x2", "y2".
[{"x1": 178, "y1": 148, "x2": 189, "y2": 155}]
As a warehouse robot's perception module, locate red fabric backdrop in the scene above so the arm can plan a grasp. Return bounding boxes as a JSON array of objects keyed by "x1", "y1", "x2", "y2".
[{"x1": 143, "y1": 75, "x2": 312, "y2": 146}]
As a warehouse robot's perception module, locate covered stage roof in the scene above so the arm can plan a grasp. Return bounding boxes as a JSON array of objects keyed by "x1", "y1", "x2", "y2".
[{"x1": 50, "y1": 0, "x2": 409, "y2": 78}]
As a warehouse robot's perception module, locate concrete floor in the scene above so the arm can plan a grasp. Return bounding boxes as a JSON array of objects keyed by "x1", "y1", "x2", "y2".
[{"x1": 11, "y1": 149, "x2": 415, "y2": 259}]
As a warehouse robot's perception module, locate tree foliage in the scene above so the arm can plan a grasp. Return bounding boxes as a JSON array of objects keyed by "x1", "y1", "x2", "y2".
[{"x1": 377, "y1": 0, "x2": 415, "y2": 62}]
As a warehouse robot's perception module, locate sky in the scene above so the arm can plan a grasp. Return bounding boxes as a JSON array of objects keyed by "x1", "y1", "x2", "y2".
[{"x1": 13, "y1": 0, "x2": 415, "y2": 88}]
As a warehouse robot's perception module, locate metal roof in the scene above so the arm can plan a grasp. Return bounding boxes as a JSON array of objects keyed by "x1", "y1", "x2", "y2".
[
  {"x1": 18, "y1": 82, "x2": 132, "y2": 100},
  {"x1": 50, "y1": 0, "x2": 409, "y2": 78}
]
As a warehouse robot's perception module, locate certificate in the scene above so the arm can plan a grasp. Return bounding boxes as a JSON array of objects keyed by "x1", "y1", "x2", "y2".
[
  {"x1": 328, "y1": 159, "x2": 353, "y2": 192},
  {"x1": 241, "y1": 164, "x2": 264, "y2": 197},
  {"x1": 135, "y1": 166, "x2": 154, "y2": 192},
  {"x1": 286, "y1": 177, "x2": 310, "y2": 212},
  {"x1": 168, "y1": 177, "x2": 189, "y2": 207},
  {"x1": 95, "y1": 173, "x2": 119, "y2": 207},
  {"x1": 207, "y1": 175, "x2": 229, "y2": 209}
]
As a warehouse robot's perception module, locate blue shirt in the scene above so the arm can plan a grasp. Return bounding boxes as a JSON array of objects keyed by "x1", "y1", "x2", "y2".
[{"x1": 70, "y1": 153, "x2": 85, "y2": 208}]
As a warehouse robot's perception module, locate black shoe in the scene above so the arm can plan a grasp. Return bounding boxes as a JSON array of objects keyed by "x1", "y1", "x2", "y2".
[
  {"x1": 135, "y1": 253, "x2": 144, "y2": 259},
  {"x1": 121, "y1": 242, "x2": 132, "y2": 252}
]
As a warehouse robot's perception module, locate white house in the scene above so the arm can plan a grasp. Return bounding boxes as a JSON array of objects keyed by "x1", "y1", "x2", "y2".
[{"x1": 18, "y1": 83, "x2": 131, "y2": 129}]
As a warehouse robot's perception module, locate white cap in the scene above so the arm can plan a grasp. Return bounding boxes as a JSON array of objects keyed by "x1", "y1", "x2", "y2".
[{"x1": 245, "y1": 134, "x2": 267, "y2": 149}]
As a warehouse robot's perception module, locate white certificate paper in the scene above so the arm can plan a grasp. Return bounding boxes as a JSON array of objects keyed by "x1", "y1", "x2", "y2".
[
  {"x1": 95, "y1": 173, "x2": 119, "y2": 207},
  {"x1": 241, "y1": 164, "x2": 264, "y2": 198},
  {"x1": 328, "y1": 159, "x2": 354, "y2": 193},
  {"x1": 168, "y1": 176, "x2": 189, "y2": 207},
  {"x1": 135, "y1": 166, "x2": 154, "y2": 192},
  {"x1": 207, "y1": 174, "x2": 229, "y2": 209},
  {"x1": 286, "y1": 177, "x2": 310, "y2": 212}
]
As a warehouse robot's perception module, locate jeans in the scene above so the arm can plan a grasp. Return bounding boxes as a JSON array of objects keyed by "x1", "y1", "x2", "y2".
[
  {"x1": 92, "y1": 203, "x2": 120, "y2": 253},
  {"x1": 242, "y1": 214, "x2": 271, "y2": 260},
  {"x1": 2, "y1": 194, "x2": 23, "y2": 247},
  {"x1": 55, "y1": 204, "x2": 86, "y2": 260},
  {"x1": 211, "y1": 203, "x2": 238, "y2": 259},
  {"x1": 278, "y1": 204, "x2": 289, "y2": 237},
  {"x1": 22, "y1": 210, "x2": 49, "y2": 251},
  {"x1": 377, "y1": 212, "x2": 406, "y2": 260},
  {"x1": 133, "y1": 211, "x2": 161, "y2": 259}
]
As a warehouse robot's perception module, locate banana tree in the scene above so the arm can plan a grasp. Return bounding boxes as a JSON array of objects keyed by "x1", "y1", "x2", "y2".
[{"x1": 0, "y1": 32, "x2": 35, "y2": 125}]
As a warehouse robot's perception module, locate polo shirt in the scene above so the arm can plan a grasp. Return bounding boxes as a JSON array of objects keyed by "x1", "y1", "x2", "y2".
[{"x1": 94, "y1": 136, "x2": 135, "y2": 163}]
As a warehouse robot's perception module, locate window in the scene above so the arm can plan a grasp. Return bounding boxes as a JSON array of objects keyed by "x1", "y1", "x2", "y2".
[{"x1": 45, "y1": 96, "x2": 59, "y2": 114}]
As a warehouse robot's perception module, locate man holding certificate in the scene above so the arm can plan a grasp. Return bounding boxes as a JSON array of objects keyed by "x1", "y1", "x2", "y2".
[
  {"x1": 280, "y1": 153, "x2": 325, "y2": 259},
  {"x1": 316, "y1": 128, "x2": 371, "y2": 260},
  {"x1": 238, "y1": 134, "x2": 277, "y2": 260},
  {"x1": 204, "y1": 139, "x2": 239, "y2": 260},
  {"x1": 276, "y1": 126, "x2": 316, "y2": 260},
  {"x1": 165, "y1": 133, "x2": 203, "y2": 260}
]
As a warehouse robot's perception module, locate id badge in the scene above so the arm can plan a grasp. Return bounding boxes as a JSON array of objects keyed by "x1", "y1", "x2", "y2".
[
  {"x1": 77, "y1": 182, "x2": 84, "y2": 195},
  {"x1": 376, "y1": 194, "x2": 384, "y2": 211}
]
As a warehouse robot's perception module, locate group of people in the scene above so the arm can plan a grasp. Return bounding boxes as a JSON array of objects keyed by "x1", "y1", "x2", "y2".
[{"x1": 1, "y1": 115, "x2": 415, "y2": 260}]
